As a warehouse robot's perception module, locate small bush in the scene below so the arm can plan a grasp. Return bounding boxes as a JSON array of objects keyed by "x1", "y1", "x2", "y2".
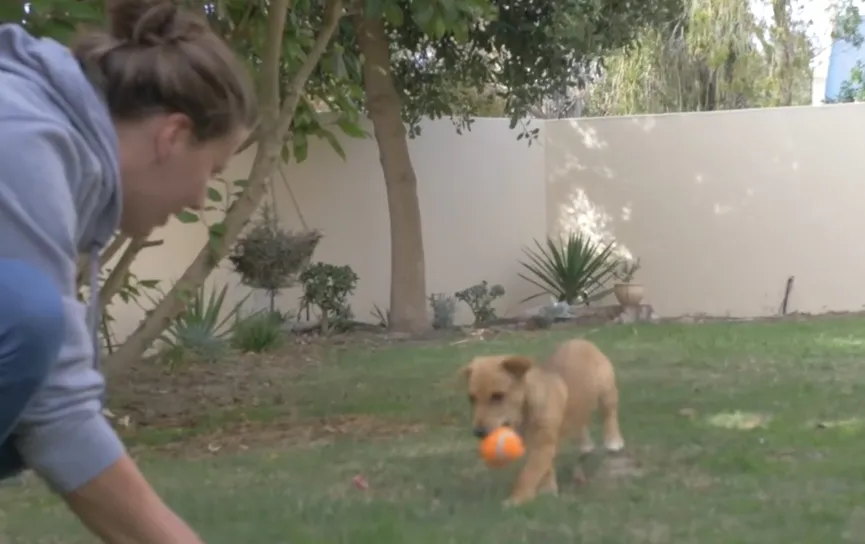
[
  {"x1": 455, "y1": 281, "x2": 505, "y2": 326},
  {"x1": 232, "y1": 310, "x2": 284, "y2": 353},
  {"x1": 428, "y1": 293, "x2": 457, "y2": 329},
  {"x1": 299, "y1": 262, "x2": 359, "y2": 334}
]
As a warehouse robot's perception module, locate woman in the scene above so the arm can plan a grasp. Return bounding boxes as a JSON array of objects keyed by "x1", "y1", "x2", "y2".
[{"x1": 0, "y1": 0, "x2": 255, "y2": 541}]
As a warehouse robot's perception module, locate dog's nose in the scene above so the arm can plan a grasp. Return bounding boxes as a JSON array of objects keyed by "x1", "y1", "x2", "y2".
[{"x1": 472, "y1": 427, "x2": 488, "y2": 439}]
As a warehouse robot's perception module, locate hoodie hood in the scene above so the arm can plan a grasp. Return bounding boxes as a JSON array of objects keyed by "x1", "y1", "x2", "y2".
[{"x1": 0, "y1": 23, "x2": 121, "y2": 248}]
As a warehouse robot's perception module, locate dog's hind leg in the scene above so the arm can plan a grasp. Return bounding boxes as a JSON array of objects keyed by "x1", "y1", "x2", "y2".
[{"x1": 599, "y1": 385, "x2": 625, "y2": 452}]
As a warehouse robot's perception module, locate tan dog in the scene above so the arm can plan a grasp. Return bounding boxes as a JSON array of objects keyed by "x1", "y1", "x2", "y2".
[{"x1": 461, "y1": 338, "x2": 624, "y2": 506}]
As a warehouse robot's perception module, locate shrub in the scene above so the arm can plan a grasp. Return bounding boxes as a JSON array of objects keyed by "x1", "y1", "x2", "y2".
[
  {"x1": 232, "y1": 310, "x2": 284, "y2": 353},
  {"x1": 299, "y1": 262, "x2": 359, "y2": 334},
  {"x1": 455, "y1": 281, "x2": 505, "y2": 326},
  {"x1": 428, "y1": 293, "x2": 457, "y2": 329}
]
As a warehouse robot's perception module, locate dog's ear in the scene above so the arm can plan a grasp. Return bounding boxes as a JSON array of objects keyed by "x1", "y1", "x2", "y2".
[
  {"x1": 500, "y1": 355, "x2": 533, "y2": 378},
  {"x1": 457, "y1": 363, "x2": 472, "y2": 381}
]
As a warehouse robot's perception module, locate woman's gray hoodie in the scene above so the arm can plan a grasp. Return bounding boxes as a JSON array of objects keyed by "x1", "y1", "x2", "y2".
[{"x1": 0, "y1": 23, "x2": 126, "y2": 493}]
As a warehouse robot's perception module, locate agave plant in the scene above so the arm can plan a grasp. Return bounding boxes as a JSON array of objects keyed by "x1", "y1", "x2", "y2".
[
  {"x1": 157, "y1": 282, "x2": 250, "y2": 363},
  {"x1": 518, "y1": 232, "x2": 622, "y2": 305}
]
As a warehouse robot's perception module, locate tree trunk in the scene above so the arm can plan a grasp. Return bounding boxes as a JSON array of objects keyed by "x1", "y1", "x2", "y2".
[
  {"x1": 352, "y1": 14, "x2": 430, "y2": 334},
  {"x1": 772, "y1": 0, "x2": 794, "y2": 106}
]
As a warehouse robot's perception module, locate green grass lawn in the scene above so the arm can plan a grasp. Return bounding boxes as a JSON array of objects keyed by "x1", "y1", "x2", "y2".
[{"x1": 4, "y1": 318, "x2": 865, "y2": 543}]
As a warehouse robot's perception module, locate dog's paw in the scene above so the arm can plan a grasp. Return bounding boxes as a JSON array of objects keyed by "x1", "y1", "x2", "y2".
[
  {"x1": 604, "y1": 438, "x2": 625, "y2": 453},
  {"x1": 579, "y1": 442, "x2": 596, "y2": 454},
  {"x1": 538, "y1": 484, "x2": 558, "y2": 497},
  {"x1": 502, "y1": 495, "x2": 531, "y2": 508}
]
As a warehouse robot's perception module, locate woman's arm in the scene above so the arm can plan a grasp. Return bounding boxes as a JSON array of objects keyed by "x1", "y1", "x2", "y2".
[{"x1": 66, "y1": 455, "x2": 204, "y2": 544}]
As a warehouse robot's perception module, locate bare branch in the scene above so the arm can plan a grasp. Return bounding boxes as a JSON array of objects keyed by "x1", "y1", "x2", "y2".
[
  {"x1": 235, "y1": 123, "x2": 259, "y2": 155},
  {"x1": 76, "y1": 233, "x2": 130, "y2": 287},
  {"x1": 99, "y1": 237, "x2": 147, "y2": 310},
  {"x1": 259, "y1": 0, "x2": 292, "y2": 118}
]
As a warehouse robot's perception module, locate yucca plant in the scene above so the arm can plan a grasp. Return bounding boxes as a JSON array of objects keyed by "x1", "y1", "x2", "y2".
[
  {"x1": 157, "y1": 282, "x2": 249, "y2": 364},
  {"x1": 518, "y1": 232, "x2": 622, "y2": 305}
]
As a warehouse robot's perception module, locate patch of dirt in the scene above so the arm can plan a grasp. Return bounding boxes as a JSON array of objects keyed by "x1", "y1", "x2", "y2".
[
  {"x1": 109, "y1": 343, "x2": 328, "y2": 429},
  {"x1": 107, "y1": 327, "x2": 494, "y2": 431},
  {"x1": 138, "y1": 414, "x2": 426, "y2": 459}
]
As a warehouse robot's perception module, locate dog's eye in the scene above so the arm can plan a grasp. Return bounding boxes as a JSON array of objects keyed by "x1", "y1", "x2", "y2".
[{"x1": 490, "y1": 392, "x2": 505, "y2": 402}]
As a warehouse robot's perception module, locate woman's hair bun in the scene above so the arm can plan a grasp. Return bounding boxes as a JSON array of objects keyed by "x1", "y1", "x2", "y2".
[{"x1": 107, "y1": 0, "x2": 203, "y2": 46}]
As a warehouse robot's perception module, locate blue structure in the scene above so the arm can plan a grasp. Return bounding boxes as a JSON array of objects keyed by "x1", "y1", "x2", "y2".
[{"x1": 821, "y1": 18, "x2": 865, "y2": 102}]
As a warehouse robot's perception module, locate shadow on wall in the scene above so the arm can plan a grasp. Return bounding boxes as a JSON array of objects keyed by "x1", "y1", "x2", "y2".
[{"x1": 544, "y1": 104, "x2": 865, "y2": 317}]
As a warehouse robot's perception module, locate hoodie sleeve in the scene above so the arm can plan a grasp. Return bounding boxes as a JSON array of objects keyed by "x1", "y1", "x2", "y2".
[{"x1": 0, "y1": 118, "x2": 126, "y2": 494}]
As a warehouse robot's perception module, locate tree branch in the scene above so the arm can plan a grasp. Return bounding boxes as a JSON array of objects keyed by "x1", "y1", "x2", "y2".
[
  {"x1": 259, "y1": 0, "x2": 292, "y2": 120},
  {"x1": 76, "y1": 233, "x2": 130, "y2": 287},
  {"x1": 276, "y1": 0, "x2": 345, "y2": 136},
  {"x1": 99, "y1": 237, "x2": 147, "y2": 310},
  {"x1": 235, "y1": 123, "x2": 259, "y2": 155}
]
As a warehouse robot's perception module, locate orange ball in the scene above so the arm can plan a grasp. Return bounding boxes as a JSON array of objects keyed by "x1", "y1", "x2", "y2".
[{"x1": 479, "y1": 427, "x2": 525, "y2": 467}]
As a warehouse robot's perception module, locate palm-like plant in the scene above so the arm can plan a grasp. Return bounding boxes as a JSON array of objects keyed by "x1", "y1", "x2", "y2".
[
  {"x1": 518, "y1": 232, "x2": 622, "y2": 305},
  {"x1": 156, "y1": 283, "x2": 250, "y2": 364}
]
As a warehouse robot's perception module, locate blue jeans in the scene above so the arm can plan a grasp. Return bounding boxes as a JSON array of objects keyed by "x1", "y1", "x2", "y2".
[{"x1": 0, "y1": 259, "x2": 65, "y2": 481}]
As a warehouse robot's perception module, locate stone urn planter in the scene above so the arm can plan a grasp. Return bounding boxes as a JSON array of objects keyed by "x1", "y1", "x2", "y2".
[
  {"x1": 614, "y1": 283, "x2": 644, "y2": 307},
  {"x1": 612, "y1": 258, "x2": 643, "y2": 307}
]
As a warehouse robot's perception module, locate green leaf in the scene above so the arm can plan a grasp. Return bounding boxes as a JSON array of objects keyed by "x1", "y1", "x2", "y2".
[
  {"x1": 209, "y1": 222, "x2": 227, "y2": 239},
  {"x1": 336, "y1": 117, "x2": 368, "y2": 139},
  {"x1": 321, "y1": 129, "x2": 347, "y2": 160},
  {"x1": 433, "y1": 15, "x2": 447, "y2": 39},
  {"x1": 364, "y1": 0, "x2": 383, "y2": 19},
  {"x1": 207, "y1": 187, "x2": 223, "y2": 202},
  {"x1": 331, "y1": 51, "x2": 347, "y2": 78},
  {"x1": 413, "y1": 3, "x2": 436, "y2": 26},
  {"x1": 176, "y1": 210, "x2": 200, "y2": 224},
  {"x1": 293, "y1": 132, "x2": 309, "y2": 162},
  {"x1": 383, "y1": 3, "x2": 404, "y2": 26},
  {"x1": 452, "y1": 20, "x2": 469, "y2": 43}
]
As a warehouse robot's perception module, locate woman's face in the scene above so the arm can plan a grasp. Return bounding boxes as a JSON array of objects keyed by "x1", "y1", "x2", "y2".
[{"x1": 115, "y1": 113, "x2": 248, "y2": 237}]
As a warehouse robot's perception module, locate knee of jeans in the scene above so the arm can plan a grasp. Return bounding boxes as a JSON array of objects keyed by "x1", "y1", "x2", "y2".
[{"x1": 0, "y1": 261, "x2": 65, "y2": 378}]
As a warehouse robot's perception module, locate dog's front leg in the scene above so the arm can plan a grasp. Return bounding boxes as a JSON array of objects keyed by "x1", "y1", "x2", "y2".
[{"x1": 504, "y1": 437, "x2": 557, "y2": 507}]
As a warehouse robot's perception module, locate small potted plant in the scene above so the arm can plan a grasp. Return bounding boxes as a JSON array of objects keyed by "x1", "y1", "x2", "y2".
[{"x1": 613, "y1": 258, "x2": 643, "y2": 307}]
